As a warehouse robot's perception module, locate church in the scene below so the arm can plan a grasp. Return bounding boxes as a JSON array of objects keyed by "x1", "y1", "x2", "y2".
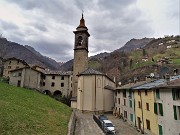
[{"x1": 71, "y1": 14, "x2": 116, "y2": 113}]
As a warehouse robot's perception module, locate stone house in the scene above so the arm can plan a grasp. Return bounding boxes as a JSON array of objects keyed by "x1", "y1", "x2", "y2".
[
  {"x1": 76, "y1": 68, "x2": 116, "y2": 113},
  {"x1": 3, "y1": 57, "x2": 29, "y2": 78},
  {"x1": 9, "y1": 67, "x2": 41, "y2": 89},
  {"x1": 40, "y1": 70, "x2": 72, "y2": 97},
  {"x1": 9, "y1": 66, "x2": 73, "y2": 98}
]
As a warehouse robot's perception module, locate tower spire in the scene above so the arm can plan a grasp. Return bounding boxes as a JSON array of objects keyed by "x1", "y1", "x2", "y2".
[{"x1": 77, "y1": 11, "x2": 87, "y2": 29}]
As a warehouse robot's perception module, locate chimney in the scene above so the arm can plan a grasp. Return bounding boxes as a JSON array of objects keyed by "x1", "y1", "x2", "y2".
[{"x1": 165, "y1": 73, "x2": 170, "y2": 84}]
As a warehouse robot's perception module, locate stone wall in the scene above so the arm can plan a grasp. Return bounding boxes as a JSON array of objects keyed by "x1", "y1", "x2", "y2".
[{"x1": 68, "y1": 109, "x2": 77, "y2": 135}]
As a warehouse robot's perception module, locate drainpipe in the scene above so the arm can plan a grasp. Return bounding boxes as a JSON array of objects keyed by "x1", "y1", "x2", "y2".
[{"x1": 140, "y1": 91, "x2": 145, "y2": 133}]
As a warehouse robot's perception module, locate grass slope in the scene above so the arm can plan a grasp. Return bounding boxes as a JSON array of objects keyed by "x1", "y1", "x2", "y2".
[{"x1": 0, "y1": 82, "x2": 72, "y2": 135}]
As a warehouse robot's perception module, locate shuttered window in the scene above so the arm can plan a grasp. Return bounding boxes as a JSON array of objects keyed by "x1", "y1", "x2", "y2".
[
  {"x1": 154, "y1": 102, "x2": 163, "y2": 116},
  {"x1": 159, "y1": 103, "x2": 163, "y2": 116},
  {"x1": 130, "y1": 113, "x2": 133, "y2": 122},
  {"x1": 173, "y1": 105, "x2": 177, "y2": 120},
  {"x1": 154, "y1": 103, "x2": 158, "y2": 114},
  {"x1": 130, "y1": 100, "x2": 132, "y2": 108},
  {"x1": 158, "y1": 125, "x2": 163, "y2": 135},
  {"x1": 172, "y1": 89, "x2": 175, "y2": 100}
]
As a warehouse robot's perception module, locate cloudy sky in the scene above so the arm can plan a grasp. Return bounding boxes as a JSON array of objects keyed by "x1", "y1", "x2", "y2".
[{"x1": 0, "y1": 0, "x2": 179, "y2": 62}]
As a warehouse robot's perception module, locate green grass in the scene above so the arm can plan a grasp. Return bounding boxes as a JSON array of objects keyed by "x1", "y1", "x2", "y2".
[
  {"x1": 131, "y1": 61, "x2": 155, "y2": 70},
  {"x1": 171, "y1": 58, "x2": 180, "y2": 65},
  {"x1": 0, "y1": 82, "x2": 72, "y2": 135},
  {"x1": 153, "y1": 47, "x2": 180, "y2": 61}
]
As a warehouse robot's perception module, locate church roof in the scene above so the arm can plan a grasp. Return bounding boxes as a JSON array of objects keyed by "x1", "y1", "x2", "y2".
[
  {"x1": 78, "y1": 68, "x2": 115, "y2": 83},
  {"x1": 78, "y1": 68, "x2": 104, "y2": 75}
]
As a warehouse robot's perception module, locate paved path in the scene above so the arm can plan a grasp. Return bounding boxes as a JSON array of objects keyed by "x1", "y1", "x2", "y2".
[
  {"x1": 107, "y1": 115, "x2": 142, "y2": 135},
  {"x1": 74, "y1": 111, "x2": 142, "y2": 135},
  {"x1": 74, "y1": 111, "x2": 104, "y2": 135}
]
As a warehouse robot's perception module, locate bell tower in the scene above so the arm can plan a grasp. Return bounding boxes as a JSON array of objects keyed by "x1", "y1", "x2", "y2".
[{"x1": 72, "y1": 14, "x2": 90, "y2": 100}]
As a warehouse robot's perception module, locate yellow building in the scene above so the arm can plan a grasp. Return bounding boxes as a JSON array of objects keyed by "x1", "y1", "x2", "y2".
[
  {"x1": 133, "y1": 79, "x2": 166, "y2": 135},
  {"x1": 134, "y1": 89, "x2": 158, "y2": 135}
]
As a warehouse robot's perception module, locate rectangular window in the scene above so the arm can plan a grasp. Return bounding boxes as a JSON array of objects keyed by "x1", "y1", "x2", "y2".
[
  {"x1": 172, "y1": 89, "x2": 180, "y2": 100},
  {"x1": 16, "y1": 66, "x2": 19, "y2": 69},
  {"x1": 8, "y1": 66, "x2": 11, "y2": 69},
  {"x1": 146, "y1": 119, "x2": 151, "y2": 130},
  {"x1": 158, "y1": 125, "x2": 163, "y2": 135},
  {"x1": 146, "y1": 103, "x2": 150, "y2": 111},
  {"x1": 18, "y1": 73, "x2": 21, "y2": 76},
  {"x1": 145, "y1": 90, "x2": 148, "y2": 96},
  {"x1": 118, "y1": 98, "x2": 120, "y2": 105},
  {"x1": 115, "y1": 91, "x2": 117, "y2": 96},
  {"x1": 52, "y1": 76, "x2": 55, "y2": 79},
  {"x1": 17, "y1": 61, "x2": 20, "y2": 65},
  {"x1": 43, "y1": 82, "x2": 45, "y2": 86},
  {"x1": 71, "y1": 83, "x2": 72, "y2": 87},
  {"x1": 138, "y1": 101, "x2": 141, "y2": 108},
  {"x1": 173, "y1": 105, "x2": 180, "y2": 120},
  {"x1": 156, "y1": 89, "x2": 160, "y2": 99},
  {"x1": 124, "y1": 111, "x2": 127, "y2": 118},
  {"x1": 154, "y1": 103, "x2": 163, "y2": 116},
  {"x1": 61, "y1": 82, "x2": 64, "y2": 87},
  {"x1": 61, "y1": 76, "x2": 64, "y2": 80},
  {"x1": 130, "y1": 113, "x2": 133, "y2": 122},
  {"x1": 123, "y1": 90, "x2": 126, "y2": 97},
  {"x1": 9, "y1": 61, "x2": 11, "y2": 64},
  {"x1": 51, "y1": 82, "x2": 55, "y2": 87},
  {"x1": 115, "y1": 97, "x2": 117, "y2": 103},
  {"x1": 130, "y1": 100, "x2": 132, "y2": 108},
  {"x1": 124, "y1": 99, "x2": 126, "y2": 106}
]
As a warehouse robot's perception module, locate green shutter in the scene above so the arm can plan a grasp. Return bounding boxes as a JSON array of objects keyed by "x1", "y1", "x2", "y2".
[
  {"x1": 172, "y1": 89, "x2": 175, "y2": 100},
  {"x1": 173, "y1": 105, "x2": 177, "y2": 120},
  {"x1": 158, "y1": 125, "x2": 163, "y2": 135},
  {"x1": 130, "y1": 113, "x2": 133, "y2": 122},
  {"x1": 154, "y1": 103, "x2": 158, "y2": 114},
  {"x1": 159, "y1": 103, "x2": 163, "y2": 116},
  {"x1": 130, "y1": 100, "x2": 132, "y2": 108}
]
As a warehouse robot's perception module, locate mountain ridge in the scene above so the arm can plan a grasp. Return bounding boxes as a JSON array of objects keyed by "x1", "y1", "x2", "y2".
[{"x1": 0, "y1": 38, "x2": 61, "y2": 70}]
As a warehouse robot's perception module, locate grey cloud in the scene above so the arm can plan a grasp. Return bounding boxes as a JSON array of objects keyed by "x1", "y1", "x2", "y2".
[
  {"x1": 32, "y1": 23, "x2": 48, "y2": 32},
  {"x1": 31, "y1": 40, "x2": 73, "y2": 61},
  {"x1": 0, "y1": 19, "x2": 19, "y2": 30},
  {"x1": 3, "y1": 0, "x2": 176, "y2": 62}
]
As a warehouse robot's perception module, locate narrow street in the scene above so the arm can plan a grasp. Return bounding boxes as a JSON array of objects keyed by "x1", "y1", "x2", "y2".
[
  {"x1": 74, "y1": 111, "x2": 142, "y2": 135},
  {"x1": 74, "y1": 111, "x2": 104, "y2": 135},
  {"x1": 107, "y1": 115, "x2": 142, "y2": 135}
]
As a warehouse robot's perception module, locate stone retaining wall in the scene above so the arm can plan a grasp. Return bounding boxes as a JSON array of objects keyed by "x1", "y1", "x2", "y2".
[{"x1": 67, "y1": 109, "x2": 77, "y2": 135}]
